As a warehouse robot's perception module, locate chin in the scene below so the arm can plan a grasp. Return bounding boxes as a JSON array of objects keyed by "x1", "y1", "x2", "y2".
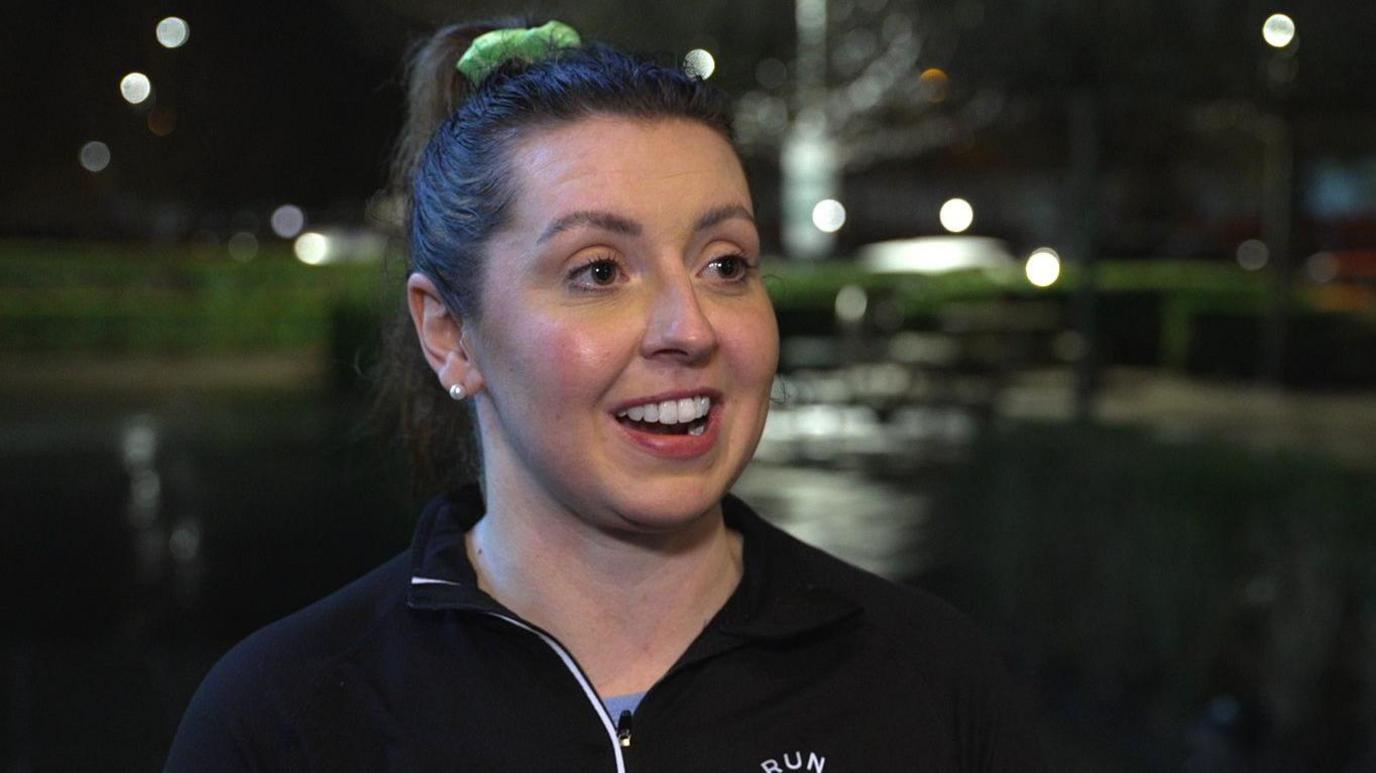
[{"x1": 596, "y1": 477, "x2": 732, "y2": 535}]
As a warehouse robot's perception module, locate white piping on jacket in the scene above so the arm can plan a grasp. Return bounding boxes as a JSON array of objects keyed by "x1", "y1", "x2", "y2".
[
  {"x1": 410, "y1": 576, "x2": 461, "y2": 585},
  {"x1": 487, "y1": 613, "x2": 628, "y2": 773},
  {"x1": 407, "y1": 576, "x2": 627, "y2": 773}
]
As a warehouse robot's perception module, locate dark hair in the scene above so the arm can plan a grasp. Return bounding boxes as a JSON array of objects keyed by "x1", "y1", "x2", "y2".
[{"x1": 379, "y1": 20, "x2": 739, "y2": 496}]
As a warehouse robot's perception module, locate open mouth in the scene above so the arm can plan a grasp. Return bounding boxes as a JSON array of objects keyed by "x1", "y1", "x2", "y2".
[{"x1": 615, "y1": 395, "x2": 712, "y2": 437}]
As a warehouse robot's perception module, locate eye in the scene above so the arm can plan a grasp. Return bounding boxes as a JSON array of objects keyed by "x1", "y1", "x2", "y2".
[
  {"x1": 569, "y1": 256, "x2": 625, "y2": 289},
  {"x1": 705, "y1": 254, "x2": 754, "y2": 282},
  {"x1": 587, "y1": 260, "x2": 617, "y2": 285}
]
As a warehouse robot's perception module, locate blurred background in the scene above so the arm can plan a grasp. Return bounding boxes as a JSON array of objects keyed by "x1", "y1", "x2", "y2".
[{"x1": 3, "y1": 0, "x2": 1375, "y2": 770}]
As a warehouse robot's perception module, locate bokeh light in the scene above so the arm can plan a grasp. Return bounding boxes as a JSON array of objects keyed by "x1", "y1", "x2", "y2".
[
  {"x1": 835, "y1": 285, "x2": 868, "y2": 322},
  {"x1": 1025, "y1": 247, "x2": 1062, "y2": 288},
  {"x1": 1306, "y1": 251, "x2": 1338, "y2": 283},
  {"x1": 939, "y1": 198, "x2": 974, "y2": 233},
  {"x1": 147, "y1": 107, "x2": 177, "y2": 136},
  {"x1": 79, "y1": 141, "x2": 111, "y2": 173},
  {"x1": 848, "y1": 75, "x2": 884, "y2": 111},
  {"x1": 120, "y1": 73, "x2": 152, "y2": 105},
  {"x1": 227, "y1": 232, "x2": 259, "y2": 262},
  {"x1": 294, "y1": 232, "x2": 329, "y2": 265},
  {"x1": 811, "y1": 199, "x2": 847, "y2": 233},
  {"x1": 1236, "y1": 239, "x2": 1269, "y2": 270},
  {"x1": 919, "y1": 68, "x2": 949, "y2": 103},
  {"x1": 156, "y1": 17, "x2": 190, "y2": 49},
  {"x1": 1262, "y1": 13, "x2": 1296, "y2": 48},
  {"x1": 271, "y1": 204, "x2": 305, "y2": 238},
  {"x1": 683, "y1": 49, "x2": 717, "y2": 79},
  {"x1": 169, "y1": 522, "x2": 201, "y2": 562}
]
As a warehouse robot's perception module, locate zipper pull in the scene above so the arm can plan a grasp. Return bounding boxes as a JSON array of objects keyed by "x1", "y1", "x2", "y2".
[{"x1": 616, "y1": 709, "x2": 633, "y2": 748}]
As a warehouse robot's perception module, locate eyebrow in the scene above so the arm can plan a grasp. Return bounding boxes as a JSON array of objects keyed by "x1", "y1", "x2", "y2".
[{"x1": 535, "y1": 204, "x2": 755, "y2": 245}]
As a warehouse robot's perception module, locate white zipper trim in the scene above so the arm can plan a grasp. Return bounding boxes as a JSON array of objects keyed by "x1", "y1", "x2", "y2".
[
  {"x1": 410, "y1": 576, "x2": 461, "y2": 585},
  {"x1": 409, "y1": 576, "x2": 628, "y2": 771},
  {"x1": 488, "y1": 613, "x2": 627, "y2": 773}
]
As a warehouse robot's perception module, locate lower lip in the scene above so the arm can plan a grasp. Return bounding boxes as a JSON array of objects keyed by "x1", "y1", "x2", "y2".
[{"x1": 614, "y1": 405, "x2": 720, "y2": 460}]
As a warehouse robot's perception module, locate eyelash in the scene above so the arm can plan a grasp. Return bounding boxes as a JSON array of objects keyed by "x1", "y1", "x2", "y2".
[
  {"x1": 705, "y1": 254, "x2": 757, "y2": 282},
  {"x1": 566, "y1": 253, "x2": 758, "y2": 290},
  {"x1": 567, "y1": 255, "x2": 624, "y2": 289}
]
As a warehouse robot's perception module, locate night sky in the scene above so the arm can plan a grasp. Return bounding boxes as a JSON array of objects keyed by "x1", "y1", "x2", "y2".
[{"x1": 4, "y1": 0, "x2": 1374, "y2": 247}]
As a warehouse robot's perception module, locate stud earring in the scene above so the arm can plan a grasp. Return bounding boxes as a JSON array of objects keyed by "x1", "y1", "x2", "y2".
[{"x1": 448, "y1": 383, "x2": 466, "y2": 401}]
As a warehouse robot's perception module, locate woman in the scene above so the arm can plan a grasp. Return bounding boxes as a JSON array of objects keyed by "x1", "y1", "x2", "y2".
[{"x1": 167, "y1": 19, "x2": 1045, "y2": 772}]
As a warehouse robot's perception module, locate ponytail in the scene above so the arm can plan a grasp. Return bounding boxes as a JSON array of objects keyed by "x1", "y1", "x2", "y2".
[
  {"x1": 376, "y1": 20, "x2": 527, "y2": 498},
  {"x1": 388, "y1": 20, "x2": 522, "y2": 199}
]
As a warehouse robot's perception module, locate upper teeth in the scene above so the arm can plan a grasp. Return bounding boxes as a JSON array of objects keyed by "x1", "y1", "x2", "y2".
[{"x1": 617, "y1": 396, "x2": 711, "y2": 425}]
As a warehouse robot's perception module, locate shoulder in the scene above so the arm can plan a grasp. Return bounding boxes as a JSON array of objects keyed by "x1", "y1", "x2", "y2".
[
  {"x1": 728, "y1": 496, "x2": 1047, "y2": 770},
  {"x1": 804, "y1": 531, "x2": 991, "y2": 663},
  {"x1": 165, "y1": 552, "x2": 410, "y2": 771},
  {"x1": 729, "y1": 494, "x2": 988, "y2": 653},
  {"x1": 226, "y1": 550, "x2": 411, "y2": 677}
]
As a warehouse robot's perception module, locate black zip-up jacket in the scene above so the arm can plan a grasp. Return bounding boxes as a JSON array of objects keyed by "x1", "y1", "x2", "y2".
[{"x1": 166, "y1": 489, "x2": 1046, "y2": 772}]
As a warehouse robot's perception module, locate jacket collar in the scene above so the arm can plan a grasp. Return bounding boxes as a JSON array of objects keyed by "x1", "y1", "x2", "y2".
[
  {"x1": 404, "y1": 485, "x2": 860, "y2": 642},
  {"x1": 404, "y1": 490, "x2": 495, "y2": 613}
]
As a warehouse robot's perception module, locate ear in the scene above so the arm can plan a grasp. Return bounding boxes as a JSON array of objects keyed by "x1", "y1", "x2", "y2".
[{"x1": 406, "y1": 273, "x2": 484, "y2": 395}]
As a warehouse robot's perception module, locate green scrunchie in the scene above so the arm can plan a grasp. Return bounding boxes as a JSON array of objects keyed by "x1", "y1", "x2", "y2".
[{"x1": 456, "y1": 20, "x2": 582, "y2": 84}]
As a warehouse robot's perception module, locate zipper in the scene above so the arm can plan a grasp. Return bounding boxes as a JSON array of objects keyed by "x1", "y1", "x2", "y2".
[{"x1": 486, "y1": 613, "x2": 628, "y2": 773}]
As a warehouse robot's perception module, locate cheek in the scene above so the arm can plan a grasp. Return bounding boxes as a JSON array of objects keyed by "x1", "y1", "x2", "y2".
[
  {"x1": 718, "y1": 300, "x2": 779, "y2": 388},
  {"x1": 495, "y1": 310, "x2": 632, "y2": 399}
]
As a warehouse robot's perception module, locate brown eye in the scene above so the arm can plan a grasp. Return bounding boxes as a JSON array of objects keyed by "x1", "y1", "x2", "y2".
[
  {"x1": 708, "y1": 255, "x2": 748, "y2": 280},
  {"x1": 569, "y1": 257, "x2": 624, "y2": 290},
  {"x1": 588, "y1": 260, "x2": 617, "y2": 285}
]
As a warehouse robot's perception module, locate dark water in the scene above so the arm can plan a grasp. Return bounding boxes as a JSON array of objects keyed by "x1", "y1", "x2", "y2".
[
  {"x1": 3, "y1": 389, "x2": 1375, "y2": 771},
  {"x1": 3, "y1": 391, "x2": 411, "y2": 771}
]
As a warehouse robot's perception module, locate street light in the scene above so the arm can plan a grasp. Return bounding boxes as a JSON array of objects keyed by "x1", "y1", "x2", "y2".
[
  {"x1": 120, "y1": 73, "x2": 152, "y2": 104},
  {"x1": 1025, "y1": 248, "x2": 1061, "y2": 288},
  {"x1": 156, "y1": 17, "x2": 190, "y2": 48},
  {"x1": 683, "y1": 49, "x2": 716, "y2": 79},
  {"x1": 1262, "y1": 13, "x2": 1295, "y2": 48},
  {"x1": 79, "y1": 141, "x2": 111, "y2": 172},
  {"x1": 939, "y1": 198, "x2": 974, "y2": 233},
  {"x1": 811, "y1": 199, "x2": 846, "y2": 233}
]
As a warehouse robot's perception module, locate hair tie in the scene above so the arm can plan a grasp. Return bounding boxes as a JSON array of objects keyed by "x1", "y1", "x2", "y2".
[{"x1": 456, "y1": 20, "x2": 581, "y2": 84}]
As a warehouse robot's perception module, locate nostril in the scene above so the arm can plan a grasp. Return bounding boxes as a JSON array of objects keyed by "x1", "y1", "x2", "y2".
[{"x1": 642, "y1": 285, "x2": 718, "y2": 358}]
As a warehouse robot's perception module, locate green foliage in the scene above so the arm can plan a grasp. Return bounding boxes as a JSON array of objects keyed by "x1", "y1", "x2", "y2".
[
  {"x1": 0, "y1": 242, "x2": 1355, "y2": 361},
  {"x1": 0, "y1": 241, "x2": 389, "y2": 353}
]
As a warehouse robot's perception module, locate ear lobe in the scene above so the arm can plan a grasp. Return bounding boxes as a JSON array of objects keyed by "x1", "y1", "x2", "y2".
[{"x1": 406, "y1": 273, "x2": 482, "y2": 391}]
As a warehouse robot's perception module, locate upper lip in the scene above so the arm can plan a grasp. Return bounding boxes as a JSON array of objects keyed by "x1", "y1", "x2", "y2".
[{"x1": 610, "y1": 387, "x2": 722, "y2": 415}]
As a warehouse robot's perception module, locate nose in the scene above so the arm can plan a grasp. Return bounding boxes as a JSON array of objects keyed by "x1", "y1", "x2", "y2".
[{"x1": 640, "y1": 273, "x2": 718, "y2": 364}]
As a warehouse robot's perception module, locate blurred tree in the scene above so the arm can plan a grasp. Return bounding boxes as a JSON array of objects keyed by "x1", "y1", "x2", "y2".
[{"x1": 733, "y1": 0, "x2": 1005, "y2": 258}]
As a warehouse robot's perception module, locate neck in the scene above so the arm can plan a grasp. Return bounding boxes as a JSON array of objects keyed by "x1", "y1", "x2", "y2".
[{"x1": 468, "y1": 479, "x2": 743, "y2": 698}]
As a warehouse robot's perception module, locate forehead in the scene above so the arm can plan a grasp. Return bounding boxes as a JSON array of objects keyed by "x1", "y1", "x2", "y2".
[{"x1": 505, "y1": 116, "x2": 751, "y2": 231}]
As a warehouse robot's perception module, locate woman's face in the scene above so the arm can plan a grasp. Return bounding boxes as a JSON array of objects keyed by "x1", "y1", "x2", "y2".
[{"x1": 466, "y1": 116, "x2": 777, "y2": 534}]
